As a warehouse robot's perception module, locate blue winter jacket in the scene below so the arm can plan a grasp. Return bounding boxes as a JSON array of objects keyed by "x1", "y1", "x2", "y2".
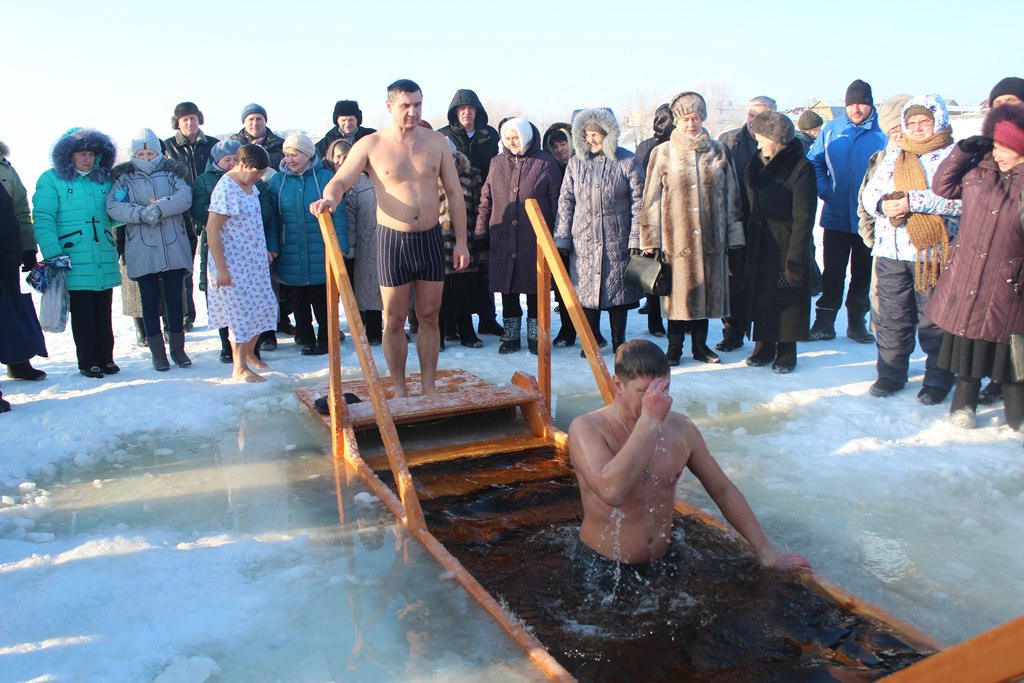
[
  {"x1": 265, "y1": 157, "x2": 347, "y2": 286},
  {"x1": 808, "y1": 110, "x2": 886, "y2": 233}
]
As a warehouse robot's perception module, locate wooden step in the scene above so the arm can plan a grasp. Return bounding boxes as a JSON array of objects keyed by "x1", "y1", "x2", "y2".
[
  {"x1": 413, "y1": 455, "x2": 573, "y2": 501},
  {"x1": 362, "y1": 433, "x2": 552, "y2": 471},
  {"x1": 295, "y1": 369, "x2": 541, "y2": 431}
]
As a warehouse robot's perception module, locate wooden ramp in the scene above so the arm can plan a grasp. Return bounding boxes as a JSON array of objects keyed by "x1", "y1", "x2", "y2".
[{"x1": 300, "y1": 208, "x2": 1024, "y2": 683}]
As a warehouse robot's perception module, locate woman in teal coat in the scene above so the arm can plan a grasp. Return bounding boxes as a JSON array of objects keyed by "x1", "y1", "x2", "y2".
[
  {"x1": 265, "y1": 133, "x2": 347, "y2": 355},
  {"x1": 33, "y1": 129, "x2": 121, "y2": 378}
]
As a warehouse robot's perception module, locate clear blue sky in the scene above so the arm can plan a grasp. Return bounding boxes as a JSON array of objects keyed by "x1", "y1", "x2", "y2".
[{"x1": 3, "y1": 0, "x2": 1018, "y2": 186}]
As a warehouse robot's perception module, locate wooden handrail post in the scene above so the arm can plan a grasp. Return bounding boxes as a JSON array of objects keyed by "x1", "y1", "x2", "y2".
[
  {"x1": 317, "y1": 212, "x2": 427, "y2": 532},
  {"x1": 525, "y1": 199, "x2": 614, "y2": 405}
]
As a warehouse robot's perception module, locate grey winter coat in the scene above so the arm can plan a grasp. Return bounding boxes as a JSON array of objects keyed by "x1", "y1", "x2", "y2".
[
  {"x1": 107, "y1": 158, "x2": 193, "y2": 280},
  {"x1": 640, "y1": 128, "x2": 744, "y2": 320},
  {"x1": 553, "y1": 108, "x2": 644, "y2": 309},
  {"x1": 475, "y1": 122, "x2": 561, "y2": 295},
  {"x1": 346, "y1": 174, "x2": 382, "y2": 311}
]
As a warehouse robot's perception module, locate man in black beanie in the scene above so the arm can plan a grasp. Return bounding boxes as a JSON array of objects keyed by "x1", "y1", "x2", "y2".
[
  {"x1": 164, "y1": 101, "x2": 219, "y2": 332},
  {"x1": 989, "y1": 76, "x2": 1024, "y2": 108},
  {"x1": 806, "y1": 79, "x2": 886, "y2": 343},
  {"x1": 315, "y1": 100, "x2": 377, "y2": 157}
]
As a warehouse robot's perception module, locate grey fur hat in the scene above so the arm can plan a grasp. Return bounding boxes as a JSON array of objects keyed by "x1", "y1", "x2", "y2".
[
  {"x1": 748, "y1": 111, "x2": 795, "y2": 145},
  {"x1": 670, "y1": 92, "x2": 707, "y2": 122},
  {"x1": 171, "y1": 102, "x2": 204, "y2": 130}
]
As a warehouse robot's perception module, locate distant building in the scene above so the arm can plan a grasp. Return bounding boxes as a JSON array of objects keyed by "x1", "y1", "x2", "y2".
[{"x1": 805, "y1": 101, "x2": 847, "y2": 122}]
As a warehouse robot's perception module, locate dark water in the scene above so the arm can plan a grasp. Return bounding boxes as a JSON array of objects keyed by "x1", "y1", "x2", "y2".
[{"x1": 419, "y1": 474, "x2": 933, "y2": 683}]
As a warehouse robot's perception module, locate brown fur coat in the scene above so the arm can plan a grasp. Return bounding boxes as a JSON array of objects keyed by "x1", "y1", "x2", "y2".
[{"x1": 640, "y1": 129, "x2": 744, "y2": 320}]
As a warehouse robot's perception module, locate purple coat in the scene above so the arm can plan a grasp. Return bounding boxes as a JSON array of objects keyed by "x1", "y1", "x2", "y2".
[
  {"x1": 475, "y1": 125, "x2": 561, "y2": 294},
  {"x1": 926, "y1": 146, "x2": 1024, "y2": 343}
]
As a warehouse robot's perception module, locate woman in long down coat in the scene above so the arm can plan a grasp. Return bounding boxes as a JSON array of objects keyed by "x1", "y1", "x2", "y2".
[
  {"x1": 926, "y1": 103, "x2": 1024, "y2": 430},
  {"x1": 741, "y1": 111, "x2": 816, "y2": 373},
  {"x1": 476, "y1": 118, "x2": 561, "y2": 354},
  {"x1": 554, "y1": 108, "x2": 644, "y2": 354},
  {"x1": 640, "y1": 92, "x2": 744, "y2": 366},
  {"x1": 33, "y1": 128, "x2": 121, "y2": 378}
]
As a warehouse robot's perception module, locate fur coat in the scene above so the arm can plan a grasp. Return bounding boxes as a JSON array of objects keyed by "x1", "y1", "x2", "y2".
[
  {"x1": 640, "y1": 128, "x2": 744, "y2": 320},
  {"x1": 553, "y1": 108, "x2": 644, "y2": 309}
]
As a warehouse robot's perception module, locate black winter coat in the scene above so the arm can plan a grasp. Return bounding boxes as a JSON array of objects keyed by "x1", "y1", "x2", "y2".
[
  {"x1": 314, "y1": 126, "x2": 376, "y2": 158},
  {"x1": 0, "y1": 184, "x2": 21, "y2": 291},
  {"x1": 475, "y1": 124, "x2": 561, "y2": 294},
  {"x1": 719, "y1": 124, "x2": 758, "y2": 223},
  {"x1": 230, "y1": 128, "x2": 286, "y2": 170},
  {"x1": 741, "y1": 140, "x2": 816, "y2": 342},
  {"x1": 438, "y1": 89, "x2": 500, "y2": 179},
  {"x1": 162, "y1": 131, "x2": 219, "y2": 184}
]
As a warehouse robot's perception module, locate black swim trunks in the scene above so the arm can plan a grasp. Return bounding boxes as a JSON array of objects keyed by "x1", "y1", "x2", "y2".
[
  {"x1": 572, "y1": 538, "x2": 681, "y2": 595},
  {"x1": 376, "y1": 223, "x2": 445, "y2": 287}
]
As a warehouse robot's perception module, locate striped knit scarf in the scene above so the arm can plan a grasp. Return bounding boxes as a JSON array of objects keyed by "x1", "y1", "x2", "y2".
[{"x1": 895, "y1": 129, "x2": 954, "y2": 290}]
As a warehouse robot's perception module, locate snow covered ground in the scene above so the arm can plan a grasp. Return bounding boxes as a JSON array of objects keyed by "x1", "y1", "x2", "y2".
[{"x1": 2, "y1": 271, "x2": 1021, "y2": 682}]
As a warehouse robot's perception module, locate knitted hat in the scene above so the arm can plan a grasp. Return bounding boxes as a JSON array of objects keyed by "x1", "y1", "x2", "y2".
[
  {"x1": 171, "y1": 102, "x2": 203, "y2": 130},
  {"x1": 748, "y1": 111, "x2": 795, "y2": 145},
  {"x1": 797, "y1": 110, "x2": 823, "y2": 131},
  {"x1": 583, "y1": 121, "x2": 607, "y2": 135},
  {"x1": 670, "y1": 92, "x2": 707, "y2": 122},
  {"x1": 500, "y1": 118, "x2": 533, "y2": 150},
  {"x1": 211, "y1": 139, "x2": 242, "y2": 163},
  {"x1": 988, "y1": 77, "x2": 1024, "y2": 107},
  {"x1": 130, "y1": 128, "x2": 162, "y2": 156},
  {"x1": 241, "y1": 103, "x2": 267, "y2": 122},
  {"x1": 332, "y1": 100, "x2": 363, "y2": 125},
  {"x1": 903, "y1": 104, "x2": 934, "y2": 122},
  {"x1": 845, "y1": 79, "x2": 873, "y2": 106},
  {"x1": 282, "y1": 133, "x2": 316, "y2": 159},
  {"x1": 984, "y1": 103, "x2": 1024, "y2": 157},
  {"x1": 877, "y1": 94, "x2": 914, "y2": 133}
]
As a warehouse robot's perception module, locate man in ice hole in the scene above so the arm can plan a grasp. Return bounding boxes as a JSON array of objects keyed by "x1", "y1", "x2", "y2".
[{"x1": 569, "y1": 339, "x2": 810, "y2": 583}]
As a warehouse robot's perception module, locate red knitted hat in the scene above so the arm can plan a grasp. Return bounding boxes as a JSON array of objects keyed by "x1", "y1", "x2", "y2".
[{"x1": 994, "y1": 120, "x2": 1024, "y2": 156}]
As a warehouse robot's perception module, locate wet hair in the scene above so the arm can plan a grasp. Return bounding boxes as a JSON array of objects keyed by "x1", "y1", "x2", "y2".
[
  {"x1": 387, "y1": 78, "x2": 422, "y2": 101},
  {"x1": 236, "y1": 143, "x2": 269, "y2": 171},
  {"x1": 614, "y1": 339, "x2": 670, "y2": 381}
]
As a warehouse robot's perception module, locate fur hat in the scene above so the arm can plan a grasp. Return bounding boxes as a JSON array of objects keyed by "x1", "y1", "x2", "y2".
[
  {"x1": 282, "y1": 133, "x2": 316, "y2": 159},
  {"x1": 51, "y1": 128, "x2": 117, "y2": 182},
  {"x1": 652, "y1": 103, "x2": 675, "y2": 142},
  {"x1": 499, "y1": 118, "x2": 533, "y2": 151},
  {"x1": 570, "y1": 108, "x2": 620, "y2": 159},
  {"x1": 983, "y1": 103, "x2": 1024, "y2": 157},
  {"x1": 130, "y1": 129, "x2": 162, "y2": 156},
  {"x1": 211, "y1": 139, "x2": 242, "y2": 164},
  {"x1": 877, "y1": 94, "x2": 914, "y2": 133},
  {"x1": 241, "y1": 103, "x2": 267, "y2": 122},
  {"x1": 748, "y1": 111, "x2": 795, "y2": 145},
  {"x1": 797, "y1": 110, "x2": 823, "y2": 131},
  {"x1": 988, "y1": 77, "x2": 1024, "y2": 107},
  {"x1": 845, "y1": 79, "x2": 873, "y2": 107},
  {"x1": 333, "y1": 100, "x2": 363, "y2": 125},
  {"x1": 171, "y1": 102, "x2": 204, "y2": 130},
  {"x1": 670, "y1": 92, "x2": 707, "y2": 122}
]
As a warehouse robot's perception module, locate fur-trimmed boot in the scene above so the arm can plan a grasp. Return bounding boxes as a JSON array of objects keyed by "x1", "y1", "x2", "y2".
[
  {"x1": 147, "y1": 335, "x2": 171, "y2": 372},
  {"x1": 527, "y1": 318, "x2": 539, "y2": 355},
  {"x1": 499, "y1": 317, "x2": 522, "y2": 354},
  {"x1": 809, "y1": 308, "x2": 837, "y2": 341},
  {"x1": 168, "y1": 333, "x2": 192, "y2": 368}
]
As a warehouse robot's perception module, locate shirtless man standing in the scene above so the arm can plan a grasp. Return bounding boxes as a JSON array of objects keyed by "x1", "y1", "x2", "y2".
[
  {"x1": 569, "y1": 339, "x2": 809, "y2": 583},
  {"x1": 310, "y1": 79, "x2": 470, "y2": 397}
]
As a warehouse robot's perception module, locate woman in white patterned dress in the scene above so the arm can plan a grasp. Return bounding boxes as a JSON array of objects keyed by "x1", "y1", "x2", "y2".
[{"x1": 206, "y1": 145, "x2": 278, "y2": 382}]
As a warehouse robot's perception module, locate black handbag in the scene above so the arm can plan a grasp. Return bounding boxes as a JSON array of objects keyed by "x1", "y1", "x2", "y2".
[
  {"x1": 0, "y1": 290, "x2": 48, "y2": 364},
  {"x1": 625, "y1": 253, "x2": 671, "y2": 296}
]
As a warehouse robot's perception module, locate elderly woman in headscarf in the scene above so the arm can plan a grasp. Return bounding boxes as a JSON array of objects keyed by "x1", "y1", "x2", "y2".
[
  {"x1": 862, "y1": 95, "x2": 960, "y2": 402},
  {"x1": 740, "y1": 111, "x2": 816, "y2": 373},
  {"x1": 553, "y1": 108, "x2": 645, "y2": 355},
  {"x1": 476, "y1": 117, "x2": 561, "y2": 354},
  {"x1": 640, "y1": 92, "x2": 744, "y2": 366},
  {"x1": 32, "y1": 128, "x2": 121, "y2": 378}
]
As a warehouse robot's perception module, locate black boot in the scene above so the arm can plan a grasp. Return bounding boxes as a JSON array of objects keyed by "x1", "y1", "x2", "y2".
[
  {"x1": 458, "y1": 316, "x2": 484, "y2": 348},
  {"x1": 133, "y1": 317, "x2": 148, "y2": 347},
  {"x1": 647, "y1": 297, "x2": 665, "y2": 337},
  {"x1": 0, "y1": 386, "x2": 10, "y2": 413},
  {"x1": 364, "y1": 310, "x2": 383, "y2": 346},
  {"x1": 979, "y1": 380, "x2": 1003, "y2": 405},
  {"x1": 809, "y1": 308, "x2": 837, "y2": 341},
  {"x1": 527, "y1": 318, "x2": 539, "y2": 355},
  {"x1": 553, "y1": 298, "x2": 576, "y2": 347},
  {"x1": 745, "y1": 341, "x2": 777, "y2": 367},
  {"x1": 478, "y1": 316, "x2": 505, "y2": 337},
  {"x1": 666, "y1": 320, "x2": 686, "y2": 366},
  {"x1": 499, "y1": 317, "x2": 522, "y2": 354},
  {"x1": 258, "y1": 330, "x2": 278, "y2": 351},
  {"x1": 1002, "y1": 381, "x2": 1024, "y2": 431},
  {"x1": 690, "y1": 319, "x2": 720, "y2": 364},
  {"x1": 610, "y1": 307, "x2": 627, "y2": 353},
  {"x1": 772, "y1": 342, "x2": 797, "y2": 374},
  {"x1": 6, "y1": 361, "x2": 46, "y2": 381},
  {"x1": 949, "y1": 377, "x2": 982, "y2": 429},
  {"x1": 147, "y1": 335, "x2": 171, "y2": 372},
  {"x1": 846, "y1": 307, "x2": 875, "y2": 344},
  {"x1": 444, "y1": 318, "x2": 459, "y2": 342},
  {"x1": 168, "y1": 333, "x2": 192, "y2": 368},
  {"x1": 219, "y1": 327, "x2": 232, "y2": 364}
]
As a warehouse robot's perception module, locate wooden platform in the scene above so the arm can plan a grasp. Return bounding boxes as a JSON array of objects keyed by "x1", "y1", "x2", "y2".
[{"x1": 295, "y1": 368, "x2": 540, "y2": 431}]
